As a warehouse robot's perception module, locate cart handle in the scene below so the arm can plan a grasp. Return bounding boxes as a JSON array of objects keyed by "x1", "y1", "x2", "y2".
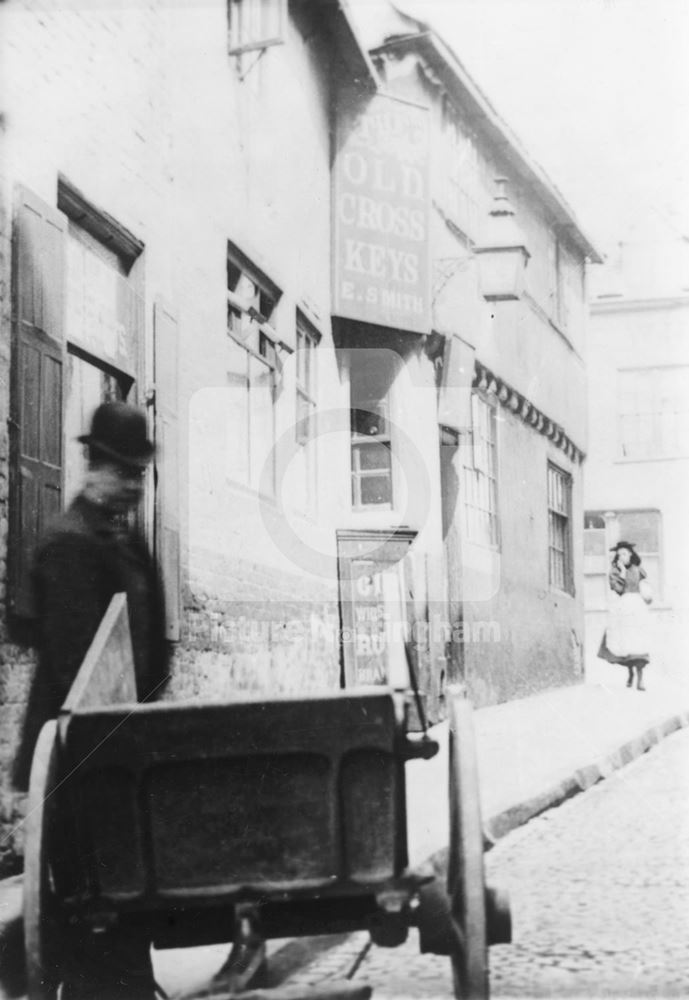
[
  {"x1": 403, "y1": 734, "x2": 440, "y2": 760},
  {"x1": 404, "y1": 641, "x2": 429, "y2": 735}
]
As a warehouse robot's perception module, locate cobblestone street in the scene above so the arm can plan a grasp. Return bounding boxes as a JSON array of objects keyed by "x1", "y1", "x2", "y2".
[{"x1": 283, "y1": 727, "x2": 689, "y2": 999}]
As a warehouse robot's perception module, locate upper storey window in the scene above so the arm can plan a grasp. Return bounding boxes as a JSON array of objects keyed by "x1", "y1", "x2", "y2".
[
  {"x1": 618, "y1": 366, "x2": 689, "y2": 461},
  {"x1": 226, "y1": 244, "x2": 281, "y2": 495},
  {"x1": 437, "y1": 95, "x2": 480, "y2": 241},
  {"x1": 228, "y1": 0, "x2": 286, "y2": 55}
]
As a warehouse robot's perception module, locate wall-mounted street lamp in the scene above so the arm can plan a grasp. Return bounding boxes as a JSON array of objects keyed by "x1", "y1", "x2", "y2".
[{"x1": 475, "y1": 178, "x2": 530, "y2": 301}]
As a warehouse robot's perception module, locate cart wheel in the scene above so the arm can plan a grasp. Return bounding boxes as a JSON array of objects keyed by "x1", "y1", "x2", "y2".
[
  {"x1": 447, "y1": 692, "x2": 488, "y2": 1000},
  {"x1": 24, "y1": 720, "x2": 62, "y2": 1000}
]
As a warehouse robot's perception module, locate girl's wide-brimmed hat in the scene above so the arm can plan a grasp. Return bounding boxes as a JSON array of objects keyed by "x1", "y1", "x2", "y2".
[
  {"x1": 610, "y1": 540, "x2": 637, "y2": 552},
  {"x1": 78, "y1": 401, "x2": 155, "y2": 469}
]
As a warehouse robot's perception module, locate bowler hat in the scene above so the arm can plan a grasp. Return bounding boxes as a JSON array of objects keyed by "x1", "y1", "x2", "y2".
[{"x1": 78, "y1": 401, "x2": 154, "y2": 468}]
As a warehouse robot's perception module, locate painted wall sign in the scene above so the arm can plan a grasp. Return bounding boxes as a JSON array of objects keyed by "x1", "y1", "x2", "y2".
[
  {"x1": 332, "y1": 92, "x2": 430, "y2": 334},
  {"x1": 337, "y1": 529, "x2": 417, "y2": 688},
  {"x1": 66, "y1": 234, "x2": 139, "y2": 374}
]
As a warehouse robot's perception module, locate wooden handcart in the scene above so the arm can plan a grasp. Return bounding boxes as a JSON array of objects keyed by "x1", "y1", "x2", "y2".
[{"x1": 24, "y1": 595, "x2": 510, "y2": 999}]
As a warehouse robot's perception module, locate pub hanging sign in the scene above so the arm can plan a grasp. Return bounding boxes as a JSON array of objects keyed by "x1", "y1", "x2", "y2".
[{"x1": 332, "y1": 92, "x2": 430, "y2": 335}]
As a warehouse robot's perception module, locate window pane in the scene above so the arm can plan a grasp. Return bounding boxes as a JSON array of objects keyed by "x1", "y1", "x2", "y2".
[
  {"x1": 359, "y1": 474, "x2": 392, "y2": 506},
  {"x1": 357, "y1": 441, "x2": 391, "y2": 472},
  {"x1": 548, "y1": 464, "x2": 572, "y2": 592},
  {"x1": 618, "y1": 366, "x2": 689, "y2": 459},
  {"x1": 462, "y1": 394, "x2": 499, "y2": 547},
  {"x1": 227, "y1": 260, "x2": 242, "y2": 291},
  {"x1": 350, "y1": 349, "x2": 395, "y2": 508},
  {"x1": 65, "y1": 352, "x2": 126, "y2": 505},
  {"x1": 584, "y1": 528, "x2": 606, "y2": 557},
  {"x1": 617, "y1": 510, "x2": 659, "y2": 552},
  {"x1": 584, "y1": 574, "x2": 607, "y2": 609},
  {"x1": 641, "y1": 555, "x2": 660, "y2": 597},
  {"x1": 259, "y1": 333, "x2": 277, "y2": 370}
]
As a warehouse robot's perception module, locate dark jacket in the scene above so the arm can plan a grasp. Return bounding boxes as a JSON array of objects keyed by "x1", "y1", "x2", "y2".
[{"x1": 13, "y1": 493, "x2": 169, "y2": 789}]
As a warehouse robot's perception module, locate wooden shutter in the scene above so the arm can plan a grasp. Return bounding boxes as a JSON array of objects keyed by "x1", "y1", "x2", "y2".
[
  {"x1": 153, "y1": 299, "x2": 181, "y2": 640},
  {"x1": 9, "y1": 187, "x2": 67, "y2": 617},
  {"x1": 438, "y1": 335, "x2": 475, "y2": 433}
]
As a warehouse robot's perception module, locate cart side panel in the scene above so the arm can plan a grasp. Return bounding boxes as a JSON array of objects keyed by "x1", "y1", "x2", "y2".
[
  {"x1": 341, "y1": 748, "x2": 397, "y2": 881},
  {"x1": 149, "y1": 752, "x2": 335, "y2": 888},
  {"x1": 59, "y1": 692, "x2": 406, "y2": 904},
  {"x1": 78, "y1": 767, "x2": 147, "y2": 895}
]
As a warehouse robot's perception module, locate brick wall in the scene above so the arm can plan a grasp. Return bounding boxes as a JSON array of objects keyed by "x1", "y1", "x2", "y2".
[{"x1": 0, "y1": 0, "x2": 351, "y2": 870}]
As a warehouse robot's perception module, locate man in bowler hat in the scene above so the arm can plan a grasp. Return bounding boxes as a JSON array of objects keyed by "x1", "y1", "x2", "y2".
[
  {"x1": 25, "y1": 400, "x2": 169, "y2": 999},
  {"x1": 32, "y1": 400, "x2": 169, "y2": 719}
]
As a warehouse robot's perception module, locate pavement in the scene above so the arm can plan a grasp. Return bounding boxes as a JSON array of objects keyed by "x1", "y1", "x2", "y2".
[
  {"x1": 2, "y1": 658, "x2": 689, "y2": 998},
  {"x1": 406, "y1": 658, "x2": 689, "y2": 869}
]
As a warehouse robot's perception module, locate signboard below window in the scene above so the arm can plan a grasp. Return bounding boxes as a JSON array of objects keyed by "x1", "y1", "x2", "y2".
[{"x1": 66, "y1": 225, "x2": 140, "y2": 377}]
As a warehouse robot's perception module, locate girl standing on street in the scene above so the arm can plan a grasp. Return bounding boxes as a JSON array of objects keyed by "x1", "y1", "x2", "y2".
[{"x1": 598, "y1": 540, "x2": 653, "y2": 690}]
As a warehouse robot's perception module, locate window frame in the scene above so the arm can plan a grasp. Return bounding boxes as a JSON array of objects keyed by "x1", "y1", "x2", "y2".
[
  {"x1": 350, "y1": 352, "x2": 395, "y2": 512},
  {"x1": 617, "y1": 364, "x2": 689, "y2": 462},
  {"x1": 583, "y1": 508, "x2": 663, "y2": 608},
  {"x1": 226, "y1": 327, "x2": 278, "y2": 497},
  {"x1": 227, "y1": 0, "x2": 287, "y2": 55},
  {"x1": 226, "y1": 244, "x2": 281, "y2": 497},
  {"x1": 293, "y1": 312, "x2": 320, "y2": 514},
  {"x1": 547, "y1": 461, "x2": 574, "y2": 595},
  {"x1": 460, "y1": 392, "x2": 500, "y2": 549},
  {"x1": 64, "y1": 344, "x2": 135, "y2": 506},
  {"x1": 438, "y1": 94, "x2": 480, "y2": 240}
]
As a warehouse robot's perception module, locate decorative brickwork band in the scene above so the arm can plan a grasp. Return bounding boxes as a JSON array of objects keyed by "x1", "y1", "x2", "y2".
[{"x1": 473, "y1": 362, "x2": 585, "y2": 463}]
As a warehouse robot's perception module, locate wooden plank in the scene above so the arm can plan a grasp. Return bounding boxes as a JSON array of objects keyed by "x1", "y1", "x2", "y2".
[
  {"x1": 60, "y1": 592, "x2": 137, "y2": 714},
  {"x1": 154, "y1": 298, "x2": 181, "y2": 640},
  {"x1": 185, "y1": 980, "x2": 372, "y2": 1000}
]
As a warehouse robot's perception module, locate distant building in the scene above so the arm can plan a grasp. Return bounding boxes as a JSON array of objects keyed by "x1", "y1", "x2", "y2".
[{"x1": 583, "y1": 232, "x2": 689, "y2": 675}]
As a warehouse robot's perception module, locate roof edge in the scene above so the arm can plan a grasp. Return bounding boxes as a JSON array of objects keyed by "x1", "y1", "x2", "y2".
[
  {"x1": 371, "y1": 29, "x2": 603, "y2": 263},
  {"x1": 324, "y1": 0, "x2": 380, "y2": 93}
]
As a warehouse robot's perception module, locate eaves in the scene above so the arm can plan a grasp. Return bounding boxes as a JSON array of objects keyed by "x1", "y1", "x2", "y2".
[{"x1": 370, "y1": 30, "x2": 603, "y2": 264}]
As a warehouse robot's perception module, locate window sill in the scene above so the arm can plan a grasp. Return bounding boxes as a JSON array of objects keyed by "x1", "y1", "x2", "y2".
[
  {"x1": 351, "y1": 504, "x2": 393, "y2": 514},
  {"x1": 614, "y1": 454, "x2": 689, "y2": 464},
  {"x1": 463, "y1": 539, "x2": 501, "y2": 553},
  {"x1": 586, "y1": 602, "x2": 671, "y2": 613}
]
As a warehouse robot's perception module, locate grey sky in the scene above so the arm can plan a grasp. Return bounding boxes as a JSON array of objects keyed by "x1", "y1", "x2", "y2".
[{"x1": 367, "y1": 0, "x2": 689, "y2": 259}]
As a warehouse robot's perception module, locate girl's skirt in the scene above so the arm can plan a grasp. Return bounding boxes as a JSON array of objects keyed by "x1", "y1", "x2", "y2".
[{"x1": 598, "y1": 592, "x2": 651, "y2": 666}]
